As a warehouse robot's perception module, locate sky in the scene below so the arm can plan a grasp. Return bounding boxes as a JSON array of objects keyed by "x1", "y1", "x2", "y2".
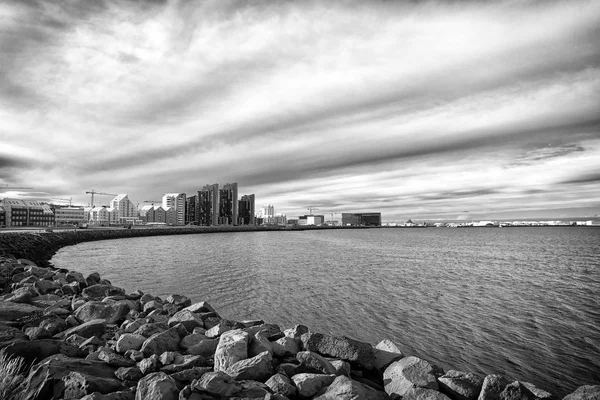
[{"x1": 1, "y1": 0, "x2": 599, "y2": 222}]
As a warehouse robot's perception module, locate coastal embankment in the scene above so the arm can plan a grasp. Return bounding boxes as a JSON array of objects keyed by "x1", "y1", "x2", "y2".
[{"x1": 0, "y1": 230, "x2": 598, "y2": 400}]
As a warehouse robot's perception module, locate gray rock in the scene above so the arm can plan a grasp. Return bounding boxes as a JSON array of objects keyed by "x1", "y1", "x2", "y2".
[
  {"x1": 167, "y1": 309, "x2": 204, "y2": 332},
  {"x1": 563, "y1": 386, "x2": 600, "y2": 400},
  {"x1": 373, "y1": 339, "x2": 404, "y2": 371},
  {"x1": 438, "y1": 370, "x2": 484, "y2": 400},
  {"x1": 187, "y1": 338, "x2": 219, "y2": 358},
  {"x1": 143, "y1": 300, "x2": 163, "y2": 313},
  {"x1": 0, "y1": 301, "x2": 41, "y2": 320},
  {"x1": 98, "y1": 349, "x2": 136, "y2": 367},
  {"x1": 522, "y1": 382, "x2": 553, "y2": 400},
  {"x1": 248, "y1": 329, "x2": 274, "y2": 357},
  {"x1": 0, "y1": 322, "x2": 28, "y2": 341},
  {"x1": 82, "y1": 284, "x2": 125, "y2": 299},
  {"x1": 292, "y1": 373, "x2": 337, "y2": 398},
  {"x1": 39, "y1": 316, "x2": 68, "y2": 335},
  {"x1": 25, "y1": 326, "x2": 52, "y2": 340},
  {"x1": 245, "y1": 323, "x2": 282, "y2": 340},
  {"x1": 62, "y1": 371, "x2": 125, "y2": 399},
  {"x1": 225, "y1": 351, "x2": 274, "y2": 381},
  {"x1": 314, "y1": 374, "x2": 389, "y2": 400},
  {"x1": 301, "y1": 332, "x2": 376, "y2": 370},
  {"x1": 479, "y1": 375, "x2": 512, "y2": 400},
  {"x1": 237, "y1": 380, "x2": 272, "y2": 398},
  {"x1": 190, "y1": 370, "x2": 241, "y2": 397},
  {"x1": 135, "y1": 371, "x2": 179, "y2": 400},
  {"x1": 214, "y1": 329, "x2": 249, "y2": 372},
  {"x1": 6, "y1": 285, "x2": 38, "y2": 303},
  {"x1": 266, "y1": 373, "x2": 298, "y2": 398},
  {"x1": 180, "y1": 332, "x2": 208, "y2": 350},
  {"x1": 284, "y1": 324, "x2": 309, "y2": 339},
  {"x1": 140, "y1": 327, "x2": 181, "y2": 356},
  {"x1": 2, "y1": 339, "x2": 84, "y2": 363},
  {"x1": 277, "y1": 362, "x2": 302, "y2": 378},
  {"x1": 499, "y1": 381, "x2": 537, "y2": 400},
  {"x1": 205, "y1": 319, "x2": 245, "y2": 338},
  {"x1": 115, "y1": 366, "x2": 144, "y2": 381},
  {"x1": 74, "y1": 301, "x2": 130, "y2": 324},
  {"x1": 160, "y1": 354, "x2": 210, "y2": 373},
  {"x1": 297, "y1": 351, "x2": 337, "y2": 374},
  {"x1": 116, "y1": 333, "x2": 147, "y2": 353},
  {"x1": 159, "y1": 351, "x2": 178, "y2": 365},
  {"x1": 404, "y1": 387, "x2": 454, "y2": 400},
  {"x1": 165, "y1": 294, "x2": 192, "y2": 309},
  {"x1": 134, "y1": 322, "x2": 168, "y2": 338},
  {"x1": 57, "y1": 318, "x2": 107, "y2": 339},
  {"x1": 383, "y1": 356, "x2": 439, "y2": 397},
  {"x1": 125, "y1": 349, "x2": 145, "y2": 362},
  {"x1": 183, "y1": 301, "x2": 216, "y2": 314},
  {"x1": 79, "y1": 390, "x2": 135, "y2": 400},
  {"x1": 138, "y1": 354, "x2": 161, "y2": 375},
  {"x1": 170, "y1": 366, "x2": 212, "y2": 384},
  {"x1": 273, "y1": 336, "x2": 300, "y2": 357}
]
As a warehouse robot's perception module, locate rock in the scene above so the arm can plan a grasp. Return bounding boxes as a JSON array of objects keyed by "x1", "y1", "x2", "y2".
[
  {"x1": 2, "y1": 339, "x2": 84, "y2": 363},
  {"x1": 187, "y1": 338, "x2": 219, "y2": 358},
  {"x1": 0, "y1": 301, "x2": 42, "y2": 320},
  {"x1": 563, "y1": 386, "x2": 600, "y2": 400},
  {"x1": 284, "y1": 324, "x2": 309, "y2": 340},
  {"x1": 143, "y1": 300, "x2": 163, "y2": 313},
  {"x1": 273, "y1": 336, "x2": 300, "y2": 357},
  {"x1": 404, "y1": 387, "x2": 454, "y2": 400},
  {"x1": 522, "y1": 382, "x2": 553, "y2": 400},
  {"x1": 205, "y1": 319, "x2": 245, "y2": 338},
  {"x1": 170, "y1": 366, "x2": 212, "y2": 384},
  {"x1": 122, "y1": 319, "x2": 145, "y2": 334},
  {"x1": 134, "y1": 322, "x2": 168, "y2": 338},
  {"x1": 25, "y1": 326, "x2": 52, "y2": 340},
  {"x1": 57, "y1": 318, "x2": 107, "y2": 339},
  {"x1": 165, "y1": 294, "x2": 192, "y2": 309},
  {"x1": 246, "y1": 323, "x2": 283, "y2": 340},
  {"x1": 314, "y1": 374, "x2": 389, "y2": 400},
  {"x1": 83, "y1": 284, "x2": 126, "y2": 299},
  {"x1": 214, "y1": 329, "x2": 249, "y2": 372},
  {"x1": 62, "y1": 371, "x2": 125, "y2": 399},
  {"x1": 479, "y1": 375, "x2": 512, "y2": 400},
  {"x1": 140, "y1": 327, "x2": 181, "y2": 357},
  {"x1": 183, "y1": 301, "x2": 216, "y2": 314},
  {"x1": 79, "y1": 391, "x2": 135, "y2": 400},
  {"x1": 438, "y1": 370, "x2": 484, "y2": 400},
  {"x1": 138, "y1": 354, "x2": 161, "y2": 375},
  {"x1": 0, "y1": 322, "x2": 28, "y2": 341},
  {"x1": 190, "y1": 371, "x2": 242, "y2": 397},
  {"x1": 159, "y1": 351, "x2": 178, "y2": 366},
  {"x1": 277, "y1": 362, "x2": 302, "y2": 377},
  {"x1": 86, "y1": 272, "x2": 101, "y2": 285},
  {"x1": 180, "y1": 332, "x2": 208, "y2": 350},
  {"x1": 116, "y1": 333, "x2": 146, "y2": 354},
  {"x1": 167, "y1": 309, "x2": 203, "y2": 332},
  {"x1": 301, "y1": 332, "x2": 376, "y2": 370},
  {"x1": 27, "y1": 265, "x2": 53, "y2": 278},
  {"x1": 266, "y1": 373, "x2": 297, "y2": 398},
  {"x1": 34, "y1": 279, "x2": 61, "y2": 295},
  {"x1": 75, "y1": 301, "x2": 130, "y2": 324},
  {"x1": 126, "y1": 349, "x2": 145, "y2": 362},
  {"x1": 99, "y1": 349, "x2": 137, "y2": 367},
  {"x1": 8, "y1": 285, "x2": 38, "y2": 303},
  {"x1": 135, "y1": 371, "x2": 179, "y2": 400},
  {"x1": 499, "y1": 382, "x2": 539, "y2": 400},
  {"x1": 66, "y1": 271, "x2": 86, "y2": 284},
  {"x1": 161, "y1": 354, "x2": 210, "y2": 373},
  {"x1": 383, "y1": 356, "x2": 439, "y2": 397},
  {"x1": 330, "y1": 359, "x2": 352, "y2": 376},
  {"x1": 115, "y1": 366, "x2": 144, "y2": 381},
  {"x1": 297, "y1": 351, "x2": 337, "y2": 374},
  {"x1": 39, "y1": 316, "x2": 68, "y2": 335},
  {"x1": 65, "y1": 315, "x2": 79, "y2": 327},
  {"x1": 292, "y1": 373, "x2": 337, "y2": 398},
  {"x1": 237, "y1": 380, "x2": 272, "y2": 398},
  {"x1": 373, "y1": 339, "x2": 404, "y2": 371},
  {"x1": 249, "y1": 329, "x2": 274, "y2": 357},
  {"x1": 225, "y1": 351, "x2": 274, "y2": 381},
  {"x1": 61, "y1": 282, "x2": 80, "y2": 295}
]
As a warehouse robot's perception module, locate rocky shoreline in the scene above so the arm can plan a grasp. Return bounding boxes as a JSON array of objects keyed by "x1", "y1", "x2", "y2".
[{"x1": 0, "y1": 233, "x2": 598, "y2": 400}]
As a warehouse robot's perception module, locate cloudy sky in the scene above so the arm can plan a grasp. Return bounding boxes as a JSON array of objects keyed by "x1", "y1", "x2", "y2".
[{"x1": 1, "y1": 0, "x2": 599, "y2": 221}]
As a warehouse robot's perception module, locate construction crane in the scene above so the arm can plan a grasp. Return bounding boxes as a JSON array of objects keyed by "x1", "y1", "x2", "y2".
[
  {"x1": 52, "y1": 197, "x2": 73, "y2": 206},
  {"x1": 85, "y1": 190, "x2": 117, "y2": 207},
  {"x1": 143, "y1": 200, "x2": 162, "y2": 206},
  {"x1": 307, "y1": 206, "x2": 319, "y2": 215},
  {"x1": 1, "y1": 184, "x2": 33, "y2": 190}
]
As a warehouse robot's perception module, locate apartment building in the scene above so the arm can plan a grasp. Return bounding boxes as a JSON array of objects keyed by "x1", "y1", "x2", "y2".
[{"x1": 162, "y1": 193, "x2": 186, "y2": 225}]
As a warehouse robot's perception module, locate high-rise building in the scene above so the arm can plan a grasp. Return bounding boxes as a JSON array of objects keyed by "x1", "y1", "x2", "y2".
[
  {"x1": 238, "y1": 194, "x2": 255, "y2": 225},
  {"x1": 257, "y1": 204, "x2": 275, "y2": 224},
  {"x1": 162, "y1": 193, "x2": 186, "y2": 225},
  {"x1": 185, "y1": 195, "x2": 198, "y2": 225},
  {"x1": 341, "y1": 213, "x2": 382, "y2": 226},
  {"x1": 218, "y1": 182, "x2": 238, "y2": 225},
  {"x1": 198, "y1": 184, "x2": 219, "y2": 226}
]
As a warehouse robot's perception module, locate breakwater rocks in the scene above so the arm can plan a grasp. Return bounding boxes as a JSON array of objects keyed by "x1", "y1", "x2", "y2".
[{"x1": 0, "y1": 257, "x2": 599, "y2": 400}]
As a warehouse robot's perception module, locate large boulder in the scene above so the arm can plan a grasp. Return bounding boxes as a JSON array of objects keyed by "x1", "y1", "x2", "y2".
[
  {"x1": 140, "y1": 327, "x2": 181, "y2": 357},
  {"x1": 438, "y1": 370, "x2": 484, "y2": 400},
  {"x1": 373, "y1": 339, "x2": 404, "y2": 371},
  {"x1": 135, "y1": 372, "x2": 179, "y2": 400},
  {"x1": 314, "y1": 375, "x2": 389, "y2": 400},
  {"x1": 170, "y1": 366, "x2": 212, "y2": 384},
  {"x1": 225, "y1": 351, "x2": 274, "y2": 382},
  {"x1": 61, "y1": 371, "x2": 125, "y2": 399},
  {"x1": 248, "y1": 330, "x2": 273, "y2": 357},
  {"x1": 205, "y1": 319, "x2": 245, "y2": 338},
  {"x1": 383, "y1": 356, "x2": 439, "y2": 397},
  {"x1": 187, "y1": 338, "x2": 219, "y2": 358},
  {"x1": 213, "y1": 329, "x2": 249, "y2": 372},
  {"x1": 0, "y1": 301, "x2": 41, "y2": 320},
  {"x1": 265, "y1": 373, "x2": 297, "y2": 398},
  {"x1": 82, "y1": 284, "x2": 126, "y2": 299},
  {"x1": 292, "y1": 373, "x2": 337, "y2": 398},
  {"x1": 272, "y1": 336, "x2": 300, "y2": 357},
  {"x1": 115, "y1": 333, "x2": 146, "y2": 353},
  {"x1": 74, "y1": 301, "x2": 130, "y2": 324},
  {"x1": 180, "y1": 332, "x2": 208, "y2": 350},
  {"x1": 183, "y1": 301, "x2": 216, "y2": 314},
  {"x1": 190, "y1": 371, "x2": 242, "y2": 397},
  {"x1": 301, "y1": 332, "x2": 375, "y2": 370},
  {"x1": 499, "y1": 382, "x2": 537, "y2": 400},
  {"x1": 563, "y1": 386, "x2": 600, "y2": 400},
  {"x1": 296, "y1": 351, "x2": 337, "y2": 374},
  {"x1": 478, "y1": 375, "x2": 512, "y2": 400},
  {"x1": 57, "y1": 319, "x2": 107, "y2": 339},
  {"x1": 167, "y1": 309, "x2": 203, "y2": 332}
]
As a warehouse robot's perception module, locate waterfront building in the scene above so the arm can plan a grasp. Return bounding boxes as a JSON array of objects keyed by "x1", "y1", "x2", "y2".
[
  {"x1": 341, "y1": 212, "x2": 381, "y2": 226},
  {"x1": 257, "y1": 204, "x2": 275, "y2": 224},
  {"x1": 106, "y1": 207, "x2": 118, "y2": 225},
  {"x1": 154, "y1": 206, "x2": 166, "y2": 224},
  {"x1": 109, "y1": 194, "x2": 138, "y2": 224},
  {"x1": 274, "y1": 213, "x2": 287, "y2": 226},
  {"x1": 162, "y1": 193, "x2": 186, "y2": 225},
  {"x1": 165, "y1": 206, "x2": 178, "y2": 225},
  {"x1": 138, "y1": 205, "x2": 155, "y2": 224},
  {"x1": 218, "y1": 183, "x2": 238, "y2": 225},
  {"x1": 0, "y1": 205, "x2": 5, "y2": 227},
  {"x1": 53, "y1": 206, "x2": 86, "y2": 226},
  {"x1": 0, "y1": 198, "x2": 55, "y2": 227},
  {"x1": 298, "y1": 215, "x2": 324, "y2": 226},
  {"x1": 1, "y1": 198, "x2": 28, "y2": 227},
  {"x1": 185, "y1": 195, "x2": 198, "y2": 225},
  {"x1": 22, "y1": 201, "x2": 54, "y2": 227},
  {"x1": 198, "y1": 184, "x2": 219, "y2": 226},
  {"x1": 238, "y1": 194, "x2": 255, "y2": 225},
  {"x1": 89, "y1": 206, "x2": 109, "y2": 226}
]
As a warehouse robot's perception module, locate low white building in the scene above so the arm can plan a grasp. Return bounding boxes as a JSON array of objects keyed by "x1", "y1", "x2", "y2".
[{"x1": 89, "y1": 206, "x2": 109, "y2": 226}]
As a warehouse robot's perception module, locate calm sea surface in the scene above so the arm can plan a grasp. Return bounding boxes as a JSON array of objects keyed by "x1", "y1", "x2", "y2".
[{"x1": 51, "y1": 227, "x2": 600, "y2": 396}]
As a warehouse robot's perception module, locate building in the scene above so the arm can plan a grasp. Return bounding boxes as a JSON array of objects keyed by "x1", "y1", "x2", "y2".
[
  {"x1": 185, "y1": 195, "x2": 198, "y2": 225},
  {"x1": 0, "y1": 198, "x2": 55, "y2": 227},
  {"x1": 342, "y1": 212, "x2": 381, "y2": 226},
  {"x1": 109, "y1": 194, "x2": 138, "y2": 224},
  {"x1": 138, "y1": 205, "x2": 155, "y2": 224},
  {"x1": 273, "y1": 213, "x2": 287, "y2": 226},
  {"x1": 238, "y1": 194, "x2": 255, "y2": 225},
  {"x1": 257, "y1": 204, "x2": 275, "y2": 224},
  {"x1": 53, "y1": 206, "x2": 86, "y2": 226},
  {"x1": 89, "y1": 206, "x2": 109, "y2": 226},
  {"x1": 154, "y1": 206, "x2": 166, "y2": 224},
  {"x1": 198, "y1": 184, "x2": 219, "y2": 226},
  {"x1": 1, "y1": 198, "x2": 28, "y2": 227},
  {"x1": 162, "y1": 193, "x2": 186, "y2": 225},
  {"x1": 165, "y1": 206, "x2": 178, "y2": 225},
  {"x1": 0, "y1": 205, "x2": 5, "y2": 227},
  {"x1": 218, "y1": 183, "x2": 238, "y2": 225},
  {"x1": 298, "y1": 215, "x2": 324, "y2": 226}
]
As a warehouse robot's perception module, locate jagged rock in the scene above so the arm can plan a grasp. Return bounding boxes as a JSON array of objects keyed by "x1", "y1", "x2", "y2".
[
  {"x1": 0, "y1": 322, "x2": 28, "y2": 341},
  {"x1": 138, "y1": 354, "x2": 161, "y2": 375},
  {"x1": 273, "y1": 336, "x2": 300, "y2": 357},
  {"x1": 126, "y1": 349, "x2": 145, "y2": 362},
  {"x1": 0, "y1": 300, "x2": 41, "y2": 319},
  {"x1": 62, "y1": 371, "x2": 125, "y2": 399},
  {"x1": 500, "y1": 382, "x2": 537, "y2": 400},
  {"x1": 80, "y1": 336, "x2": 104, "y2": 349},
  {"x1": 140, "y1": 327, "x2": 181, "y2": 356},
  {"x1": 168, "y1": 309, "x2": 204, "y2": 332},
  {"x1": 438, "y1": 370, "x2": 484, "y2": 400},
  {"x1": 203, "y1": 316, "x2": 221, "y2": 330},
  {"x1": 58, "y1": 318, "x2": 107, "y2": 339},
  {"x1": 284, "y1": 324, "x2": 309, "y2": 340},
  {"x1": 249, "y1": 329, "x2": 274, "y2": 357},
  {"x1": 225, "y1": 351, "x2": 274, "y2": 381},
  {"x1": 246, "y1": 323, "x2": 283, "y2": 340},
  {"x1": 170, "y1": 366, "x2": 212, "y2": 384},
  {"x1": 80, "y1": 390, "x2": 135, "y2": 400},
  {"x1": 25, "y1": 326, "x2": 52, "y2": 339},
  {"x1": 143, "y1": 300, "x2": 163, "y2": 313},
  {"x1": 66, "y1": 333, "x2": 87, "y2": 347},
  {"x1": 214, "y1": 329, "x2": 249, "y2": 372},
  {"x1": 34, "y1": 279, "x2": 62, "y2": 295},
  {"x1": 161, "y1": 354, "x2": 210, "y2": 373},
  {"x1": 373, "y1": 339, "x2": 404, "y2": 371},
  {"x1": 66, "y1": 271, "x2": 86, "y2": 284},
  {"x1": 75, "y1": 301, "x2": 130, "y2": 324},
  {"x1": 2, "y1": 339, "x2": 84, "y2": 363},
  {"x1": 116, "y1": 333, "x2": 147, "y2": 353},
  {"x1": 479, "y1": 375, "x2": 512, "y2": 400},
  {"x1": 383, "y1": 356, "x2": 439, "y2": 397},
  {"x1": 159, "y1": 351, "x2": 178, "y2": 365},
  {"x1": 183, "y1": 301, "x2": 216, "y2": 314},
  {"x1": 180, "y1": 332, "x2": 208, "y2": 350},
  {"x1": 330, "y1": 359, "x2": 352, "y2": 376},
  {"x1": 122, "y1": 319, "x2": 145, "y2": 334},
  {"x1": 301, "y1": 332, "x2": 376, "y2": 370},
  {"x1": 313, "y1": 374, "x2": 389, "y2": 400},
  {"x1": 563, "y1": 385, "x2": 600, "y2": 400},
  {"x1": 522, "y1": 382, "x2": 553, "y2": 400},
  {"x1": 65, "y1": 314, "x2": 79, "y2": 327},
  {"x1": 61, "y1": 282, "x2": 80, "y2": 295},
  {"x1": 277, "y1": 362, "x2": 302, "y2": 377},
  {"x1": 404, "y1": 387, "x2": 454, "y2": 400},
  {"x1": 6, "y1": 285, "x2": 38, "y2": 303},
  {"x1": 27, "y1": 265, "x2": 53, "y2": 278},
  {"x1": 134, "y1": 322, "x2": 168, "y2": 338},
  {"x1": 99, "y1": 349, "x2": 137, "y2": 367},
  {"x1": 205, "y1": 319, "x2": 245, "y2": 338},
  {"x1": 297, "y1": 351, "x2": 337, "y2": 374},
  {"x1": 166, "y1": 294, "x2": 192, "y2": 309},
  {"x1": 135, "y1": 371, "x2": 179, "y2": 400},
  {"x1": 237, "y1": 380, "x2": 272, "y2": 398},
  {"x1": 115, "y1": 366, "x2": 144, "y2": 381},
  {"x1": 187, "y1": 338, "x2": 219, "y2": 358},
  {"x1": 83, "y1": 284, "x2": 126, "y2": 299},
  {"x1": 292, "y1": 373, "x2": 337, "y2": 398},
  {"x1": 190, "y1": 371, "x2": 242, "y2": 397},
  {"x1": 266, "y1": 373, "x2": 297, "y2": 398},
  {"x1": 39, "y1": 316, "x2": 68, "y2": 335}
]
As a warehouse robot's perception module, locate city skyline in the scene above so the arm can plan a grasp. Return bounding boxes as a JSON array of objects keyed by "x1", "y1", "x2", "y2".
[{"x1": 1, "y1": 0, "x2": 599, "y2": 221}]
